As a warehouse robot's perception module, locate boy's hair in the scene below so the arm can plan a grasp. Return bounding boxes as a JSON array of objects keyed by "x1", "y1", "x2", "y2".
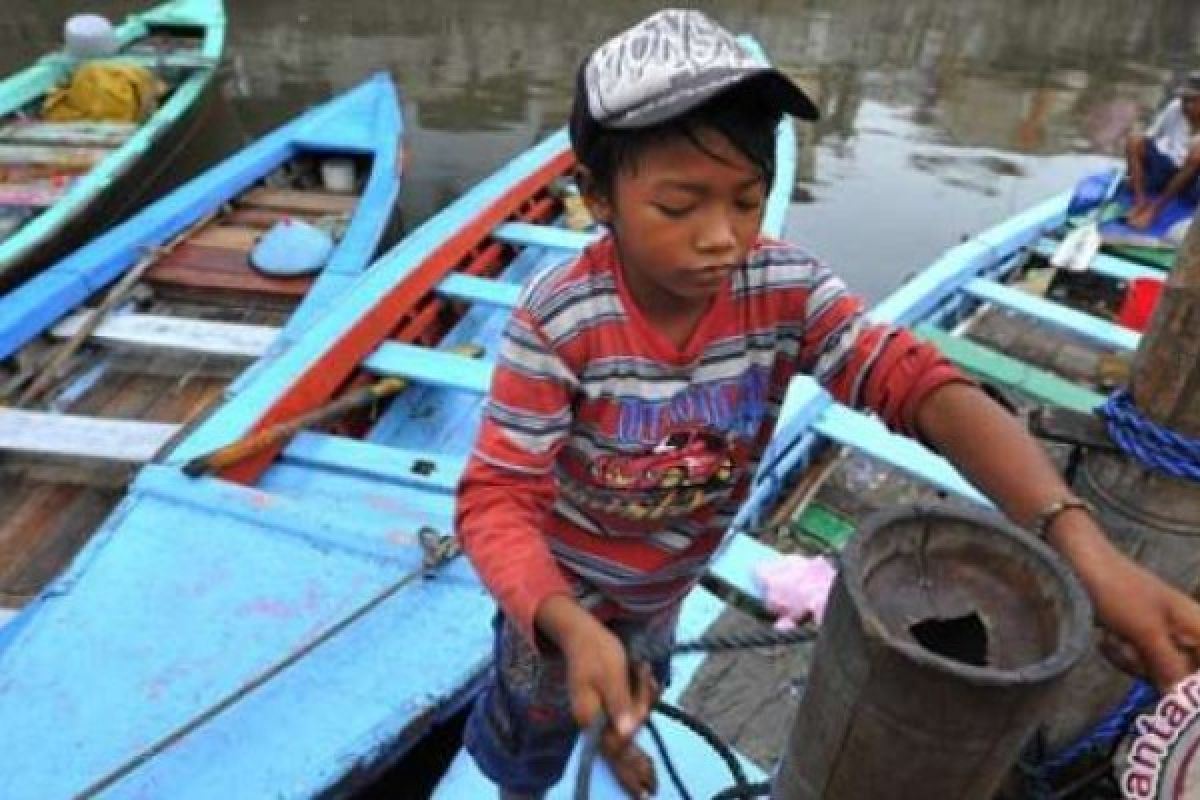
[
  {"x1": 568, "y1": 9, "x2": 817, "y2": 199},
  {"x1": 573, "y1": 80, "x2": 785, "y2": 199}
]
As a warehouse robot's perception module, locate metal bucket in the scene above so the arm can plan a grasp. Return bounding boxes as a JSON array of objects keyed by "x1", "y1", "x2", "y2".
[{"x1": 773, "y1": 505, "x2": 1092, "y2": 800}]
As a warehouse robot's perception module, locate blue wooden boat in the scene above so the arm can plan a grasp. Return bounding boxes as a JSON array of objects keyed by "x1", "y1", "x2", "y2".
[
  {"x1": 0, "y1": 73, "x2": 402, "y2": 629},
  {"x1": 0, "y1": 0, "x2": 228, "y2": 290},
  {"x1": 0, "y1": 32, "x2": 1161, "y2": 799}
]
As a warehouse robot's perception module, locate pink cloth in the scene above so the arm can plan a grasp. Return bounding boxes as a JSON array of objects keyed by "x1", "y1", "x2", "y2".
[{"x1": 754, "y1": 555, "x2": 838, "y2": 631}]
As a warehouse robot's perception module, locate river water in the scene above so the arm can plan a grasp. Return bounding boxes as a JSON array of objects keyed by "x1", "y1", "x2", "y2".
[{"x1": 5, "y1": 1, "x2": 1200, "y2": 299}]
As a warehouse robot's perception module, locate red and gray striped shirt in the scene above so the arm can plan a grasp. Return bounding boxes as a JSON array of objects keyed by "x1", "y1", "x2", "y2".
[{"x1": 456, "y1": 235, "x2": 966, "y2": 644}]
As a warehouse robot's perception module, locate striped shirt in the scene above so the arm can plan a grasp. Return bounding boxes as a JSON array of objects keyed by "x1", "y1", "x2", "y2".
[{"x1": 456, "y1": 236, "x2": 966, "y2": 644}]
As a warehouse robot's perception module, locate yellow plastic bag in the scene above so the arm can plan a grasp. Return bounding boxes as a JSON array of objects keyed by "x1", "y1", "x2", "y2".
[{"x1": 43, "y1": 62, "x2": 165, "y2": 124}]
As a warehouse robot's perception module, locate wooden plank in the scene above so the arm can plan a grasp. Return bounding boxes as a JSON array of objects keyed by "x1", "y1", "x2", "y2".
[
  {"x1": 1033, "y1": 238, "x2": 1159, "y2": 282},
  {"x1": 0, "y1": 144, "x2": 108, "y2": 168},
  {"x1": 282, "y1": 432, "x2": 466, "y2": 494},
  {"x1": 51, "y1": 311, "x2": 278, "y2": 359},
  {"x1": 238, "y1": 188, "x2": 358, "y2": 216},
  {"x1": 0, "y1": 121, "x2": 134, "y2": 148},
  {"x1": 0, "y1": 183, "x2": 65, "y2": 208},
  {"x1": 492, "y1": 222, "x2": 600, "y2": 252},
  {"x1": 964, "y1": 277, "x2": 1140, "y2": 352},
  {"x1": 437, "y1": 273, "x2": 520, "y2": 309},
  {"x1": 0, "y1": 410, "x2": 178, "y2": 463},
  {"x1": 915, "y1": 324, "x2": 1106, "y2": 413},
  {"x1": 363, "y1": 343, "x2": 494, "y2": 394},
  {"x1": 708, "y1": 532, "x2": 780, "y2": 606},
  {"x1": 224, "y1": 208, "x2": 325, "y2": 230},
  {"x1": 188, "y1": 226, "x2": 262, "y2": 253},
  {"x1": 814, "y1": 401, "x2": 991, "y2": 505},
  {"x1": 146, "y1": 244, "x2": 312, "y2": 299}
]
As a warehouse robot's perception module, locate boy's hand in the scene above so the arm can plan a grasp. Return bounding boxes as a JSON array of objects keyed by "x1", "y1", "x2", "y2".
[
  {"x1": 535, "y1": 595, "x2": 656, "y2": 737},
  {"x1": 1051, "y1": 513, "x2": 1200, "y2": 690}
]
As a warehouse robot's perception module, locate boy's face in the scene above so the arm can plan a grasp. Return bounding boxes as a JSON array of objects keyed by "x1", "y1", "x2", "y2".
[{"x1": 584, "y1": 129, "x2": 767, "y2": 314}]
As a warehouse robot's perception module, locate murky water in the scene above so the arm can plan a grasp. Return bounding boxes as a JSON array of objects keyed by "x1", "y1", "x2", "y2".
[{"x1": 5, "y1": 1, "x2": 1200, "y2": 299}]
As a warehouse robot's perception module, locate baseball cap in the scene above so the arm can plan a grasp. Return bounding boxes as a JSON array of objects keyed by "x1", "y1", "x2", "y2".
[{"x1": 570, "y1": 9, "x2": 818, "y2": 154}]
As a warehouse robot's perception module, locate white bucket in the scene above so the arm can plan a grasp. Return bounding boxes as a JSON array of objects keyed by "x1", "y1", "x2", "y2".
[
  {"x1": 65, "y1": 14, "x2": 118, "y2": 59},
  {"x1": 320, "y1": 158, "x2": 356, "y2": 193}
]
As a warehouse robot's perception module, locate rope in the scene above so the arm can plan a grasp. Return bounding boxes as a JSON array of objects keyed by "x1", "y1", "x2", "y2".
[
  {"x1": 1019, "y1": 679, "x2": 1157, "y2": 798},
  {"x1": 571, "y1": 626, "x2": 815, "y2": 800},
  {"x1": 1097, "y1": 389, "x2": 1200, "y2": 482}
]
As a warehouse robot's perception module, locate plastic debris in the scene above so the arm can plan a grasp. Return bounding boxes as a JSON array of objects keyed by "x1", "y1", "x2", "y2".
[
  {"x1": 250, "y1": 218, "x2": 333, "y2": 276},
  {"x1": 754, "y1": 554, "x2": 837, "y2": 631}
]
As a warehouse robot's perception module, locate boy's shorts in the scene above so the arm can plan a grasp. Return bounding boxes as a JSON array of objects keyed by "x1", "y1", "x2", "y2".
[
  {"x1": 1143, "y1": 140, "x2": 1200, "y2": 203},
  {"x1": 464, "y1": 606, "x2": 678, "y2": 796}
]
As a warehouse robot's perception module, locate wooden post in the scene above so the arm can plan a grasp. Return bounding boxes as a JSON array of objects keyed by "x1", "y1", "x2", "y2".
[
  {"x1": 1129, "y1": 209, "x2": 1200, "y2": 435},
  {"x1": 1042, "y1": 206, "x2": 1200, "y2": 756}
]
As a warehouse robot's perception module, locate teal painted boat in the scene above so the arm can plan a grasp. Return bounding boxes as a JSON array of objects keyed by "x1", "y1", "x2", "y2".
[
  {"x1": 0, "y1": 72, "x2": 403, "y2": 630},
  {"x1": 0, "y1": 0, "x2": 226, "y2": 291}
]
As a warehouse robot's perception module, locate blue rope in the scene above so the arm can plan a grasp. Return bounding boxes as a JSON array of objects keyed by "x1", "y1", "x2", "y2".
[
  {"x1": 1022, "y1": 679, "x2": 1157, "y2": 798},
  {"x1": 1097, "y1": 389, "x2": 1200, "y2": 482},
  {"x1": 1039, "y1": 679, "x2": 1158, "y2": 777}
]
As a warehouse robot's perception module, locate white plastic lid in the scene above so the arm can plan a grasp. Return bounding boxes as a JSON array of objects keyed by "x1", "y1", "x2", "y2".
[{"x1": 64, "y1": 14, "x2": 118, "y2": 59}]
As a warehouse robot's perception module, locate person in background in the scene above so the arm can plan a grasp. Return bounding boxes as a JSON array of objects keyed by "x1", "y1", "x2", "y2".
[{"x1": 1126, "y1": 72, "x2": 1200, "y2": 229}]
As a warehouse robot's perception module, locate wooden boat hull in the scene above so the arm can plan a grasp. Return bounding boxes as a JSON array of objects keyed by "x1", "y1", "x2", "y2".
[
  {"x1": 0, "y1": 0, "x2": 227, "y2": 291},
  {"x1": 0, "y1": 30, "x2": 1166, "y2": 800},
  {"x1": 0, "y1": 73, "x2": 403, "y2": 636}
]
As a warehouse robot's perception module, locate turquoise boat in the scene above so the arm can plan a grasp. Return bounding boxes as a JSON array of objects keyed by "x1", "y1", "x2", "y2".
[
  {"x1": 0, "y1": 73, "x2": 402, "y2": 634},
  {"x1": 0, "y1": 0, "x2": 226, "y2": 290},
  {"x1": 0, "y1": 32, "x2": 1165, "y2": 800}
]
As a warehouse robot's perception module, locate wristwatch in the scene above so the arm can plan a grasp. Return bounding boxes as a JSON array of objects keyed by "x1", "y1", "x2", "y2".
[{"x1": 1032, "y1": 495, "x2": 1097, "y2": 537}]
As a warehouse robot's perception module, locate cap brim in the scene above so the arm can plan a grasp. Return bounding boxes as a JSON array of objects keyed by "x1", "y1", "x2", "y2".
[{"x1": 606, "y1": 67, "x2": 820, "y2": 129}]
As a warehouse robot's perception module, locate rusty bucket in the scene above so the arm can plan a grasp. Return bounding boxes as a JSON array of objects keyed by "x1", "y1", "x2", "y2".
[{"x1": 772, "y1": 505, "x2": 1092, "y2": 800}]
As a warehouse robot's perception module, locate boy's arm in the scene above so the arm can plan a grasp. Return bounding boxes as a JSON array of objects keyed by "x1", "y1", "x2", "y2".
[
  {"x1": 457, "y1": 308, "x2": 654, "y2": 740},
  {"x1": 916, "y1": 382, "x2": 1200, "y2": 689},
  {"x1": 793, "y1": 267, "x2": 1200, "y2": 687},
  {"x1": 455, "y1": 310, "x2": 577, "y2": 646}
]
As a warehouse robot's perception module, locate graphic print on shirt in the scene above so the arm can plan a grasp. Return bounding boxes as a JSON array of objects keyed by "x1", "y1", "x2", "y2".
[{"x1": 564, "y1": 367, "x2": 768, "y2": 522}]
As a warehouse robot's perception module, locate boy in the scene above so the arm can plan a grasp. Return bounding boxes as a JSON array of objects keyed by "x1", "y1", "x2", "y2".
[
  {"x1": 457, "y1": 10, "x2": 1200, "y2": 799},
  {"x1": 1126, "y1": 72, "x2": 1200, "y2": 229}
]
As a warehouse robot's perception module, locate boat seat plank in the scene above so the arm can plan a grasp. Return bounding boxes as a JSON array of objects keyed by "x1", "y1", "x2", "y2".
[
  {"x1": 914, "y1": 324, "x2": 1106, "y2": 413},
  {"x1": 437, "y1": 273, "x2": 521, "y2": 310},
  {"x1": 0, "y1": 183, "x2": 66, "y2": 208},
  {"x1": 223, "y1": 208, "x2": 326, "y2": 229},
  {"x1": 1032, "y1": 238, "x2": 1159, "y2": 282},
  {"x1": 363, "y1": 342, "x2": 494, "y2": 394},
  {"x1": 0, "y1": 121, "x2": 135, "y2": 148},
  {"x1": 52, "y1": 311, "x2": 278, "y2": 359},
  {"x1": 238, "y1": 187, "x2": 358, "y2": 216},
  {"x1": 188, "y1": 225, "x2": 263, "y2": 253},
  {"x1": 0, "y1": 410, "x2": 178, "y2": 463},
  {"x1": 814, "y1": 400, "x2": 991, "y2": 505},
  {"x1": 282, "y1": 432, "x2": 466, "y2": 494},
  {"x1": 146, "y1": 244, "x2": 313, "y2": 298},
  {"x1": 492, "y1": 222, "x2": 601, "y2": 252},
  {"x1": 0, "y1": 144, "x2": 108, "y2": 167},
  {"x1": 706, "y1": 532, "x2": 780, "y2": 608},
  {"x1": 964, "y1": 277, "x2": 1140, "y2": 352}
]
